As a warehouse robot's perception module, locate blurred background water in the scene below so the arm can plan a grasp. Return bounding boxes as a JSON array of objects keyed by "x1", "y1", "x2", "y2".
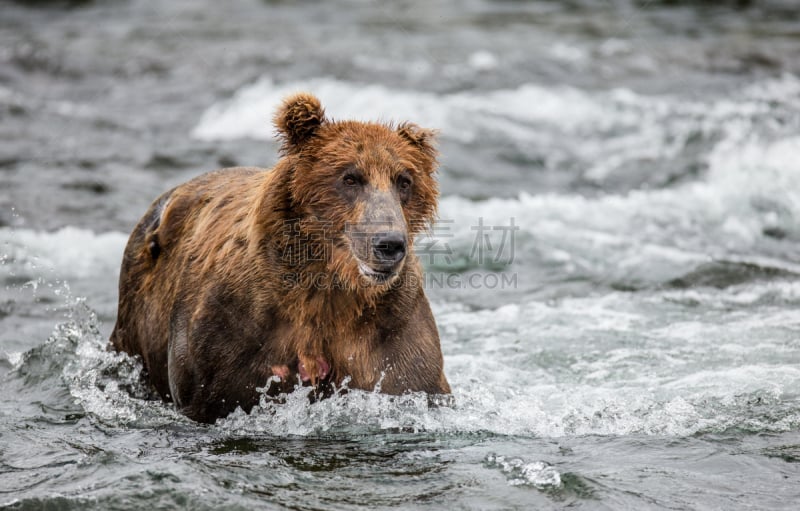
[{"x1": 2, "y1": 1, "x2": 800, "y2": 509}]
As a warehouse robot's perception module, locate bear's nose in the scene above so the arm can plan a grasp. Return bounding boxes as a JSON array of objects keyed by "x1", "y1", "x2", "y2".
[{"x1": 372, "y1": 232, "x2": 407, "y2": 264}]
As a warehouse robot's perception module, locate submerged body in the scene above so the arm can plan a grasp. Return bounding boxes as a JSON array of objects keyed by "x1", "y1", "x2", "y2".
[{"x1": 110, "y1": 94, "x2": 450, "y2": 423}]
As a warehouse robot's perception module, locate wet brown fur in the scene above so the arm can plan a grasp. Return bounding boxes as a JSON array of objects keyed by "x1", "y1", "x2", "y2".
[{"x1": 110, "y1": 93, "x2": 450, "y2": 423}]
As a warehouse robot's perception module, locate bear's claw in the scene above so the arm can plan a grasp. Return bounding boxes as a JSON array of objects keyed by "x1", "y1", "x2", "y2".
[
  {"x1": 271, "y1": 365, "x2": 291, "y2": 379},
  {"x1": 298, "y1": 355, "x2": 330, "y2": 383}
]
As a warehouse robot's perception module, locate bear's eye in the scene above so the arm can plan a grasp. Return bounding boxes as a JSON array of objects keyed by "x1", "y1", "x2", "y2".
[
  {"x1": 342, "y1": 173, "x2": 361, "y2": 187},
  {"x1": 397, "y1": 175, "x2": 412, "y2": 191}
]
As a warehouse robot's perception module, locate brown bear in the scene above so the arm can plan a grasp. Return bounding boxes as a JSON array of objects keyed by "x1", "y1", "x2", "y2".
[{"x1": 109, "y1": 93, "x2": 451, "y2": 423}]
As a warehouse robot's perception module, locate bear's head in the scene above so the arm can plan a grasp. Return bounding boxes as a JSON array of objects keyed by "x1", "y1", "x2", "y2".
[{"x1": 273, "y1": 92, "x2": 438, "y2": 290}]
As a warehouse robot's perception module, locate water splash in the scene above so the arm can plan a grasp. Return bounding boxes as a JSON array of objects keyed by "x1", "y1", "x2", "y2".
[
  {"x1": 219, "y1": 386, "x2": 440, "y2": 436},
  {"x1": 485, "y1": 454, "x2": 562, "y2": 488},
  {"x1": 7, "y1": 293, "x2": 795, "y2": 438},
  {"x1": 64, "y1": 303, "x2": 192, "y2": 427}
]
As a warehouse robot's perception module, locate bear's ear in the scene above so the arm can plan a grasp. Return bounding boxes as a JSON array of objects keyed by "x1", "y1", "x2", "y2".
[
  {"x1": 396, "y1": 122, "x2": 438, "y2": 161},
  {"x1": 273, "y1": 93, "x2": 326, "y2": 152}
]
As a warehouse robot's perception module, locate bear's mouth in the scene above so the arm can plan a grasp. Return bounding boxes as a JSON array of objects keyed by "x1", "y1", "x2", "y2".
[{"x1": 357, "y1": 260, "x2": 397, "y2": 284}]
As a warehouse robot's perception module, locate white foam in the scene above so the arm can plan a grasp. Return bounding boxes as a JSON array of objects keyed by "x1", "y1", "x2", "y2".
[
  {"x1": 191, "y1": 76, "x2": 635, "y2": 145},
  {"x1": 0, "y1": 227, "x2": 127, "y2": 280},
  {"x1": 2, "y1": 351, "x2": 23, "y2": 368},
  {"x1": 193, "y1": 78, "x2": 456, "y2": 141},
  {"x1": 432, "y1": 127, "x2": 800, "y2": 280},
  {"x1": 191, "y1": 75, "x2": 799, "y2": 185},
  {"x1": 485, "y1": 454, "x2": 562, "y2": 488}
]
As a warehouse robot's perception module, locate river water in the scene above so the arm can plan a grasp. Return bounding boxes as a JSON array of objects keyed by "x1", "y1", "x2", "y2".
[{"x1": 2, "y1": 1, "x2": 800, "y2": 509}]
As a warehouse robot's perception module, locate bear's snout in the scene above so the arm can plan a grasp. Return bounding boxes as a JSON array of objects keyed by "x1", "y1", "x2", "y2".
[
  {"x1": 372, "y1": 232, "x2": 407, "y2": 265},
  {"x1": 345, "y1": 186, "x2": 410, "y2": 283}
]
